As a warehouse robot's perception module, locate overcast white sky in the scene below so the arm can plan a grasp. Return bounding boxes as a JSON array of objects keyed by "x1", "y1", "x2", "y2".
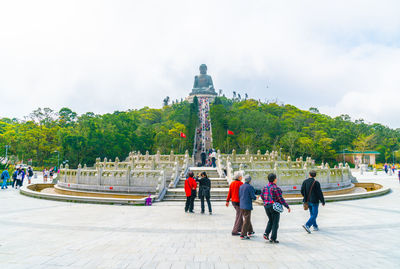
[{"x1": 1, "y1": 0, "x2": 400, "y2": 127}]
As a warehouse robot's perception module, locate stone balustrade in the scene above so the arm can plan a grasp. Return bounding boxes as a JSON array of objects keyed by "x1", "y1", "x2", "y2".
[{"x1": 220, "y1": 149, "x2": 355, "y2": 192}]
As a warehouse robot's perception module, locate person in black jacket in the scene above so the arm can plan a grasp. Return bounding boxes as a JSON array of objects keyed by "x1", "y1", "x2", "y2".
[
  {"x1": 198, "y1": 172, "x2": 212, "y2": 214},
  {"x1": 301, "y1": 170, "x2": 325, "y2": 233}
]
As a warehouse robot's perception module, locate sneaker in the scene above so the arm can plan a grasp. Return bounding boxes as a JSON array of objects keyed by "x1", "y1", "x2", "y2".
[
  {"x1": 189, "y1": 211, "x2": 195, "y2": 213},
  {"x1": 270, "y1": 240, "x2": 279, "y2": 244},
  {"x1": 201, "y1": 211, "x2": 205, "y2": 214},
  {"x1": 209, "y1": 212, "x2": 212, "y2": 215},
  {"x1": 302, "y1": 225, "x2": 312, "y2": 234},
  {"x1": 263, "y1": 233, "x2": 269, "y2": 241},
  {"x1": 240, "y1": 235, "x2": 250, "y2": 240},
  {"x1": 232, "y1": 232, "x2": 240, "y2": 236},
  {"x1": 313, "y1": 227, "x2": 319, "y2": 231},
  {"x1": 248, "y1": 231, "x2": 255, "y2": 236}
]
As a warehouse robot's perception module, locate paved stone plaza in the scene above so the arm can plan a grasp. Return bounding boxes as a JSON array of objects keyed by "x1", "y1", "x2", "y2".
[{"x1": 0, "y1": 172, "x2": 399, "y2": 269}]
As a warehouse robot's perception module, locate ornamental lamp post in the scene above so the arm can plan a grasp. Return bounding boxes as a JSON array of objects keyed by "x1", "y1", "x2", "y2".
[{"x1": 5, "y1": 145, "x2": 10, "y2": 161}]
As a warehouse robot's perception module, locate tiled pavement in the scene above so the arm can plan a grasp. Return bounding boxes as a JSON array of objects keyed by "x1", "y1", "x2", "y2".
[{"x1": 0, "y1": 171, "x2": 399, "y2": 268}]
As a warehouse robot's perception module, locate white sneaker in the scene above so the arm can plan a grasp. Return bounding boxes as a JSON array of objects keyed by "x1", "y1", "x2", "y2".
[{"x1": 313, "y1": 227, "x2": 319, "y2": 231}]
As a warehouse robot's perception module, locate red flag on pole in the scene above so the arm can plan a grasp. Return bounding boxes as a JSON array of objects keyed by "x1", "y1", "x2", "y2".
[
  {"x1": 180, "y1": 132, "x2": 186, "y2": 138},
  {"x1": 227, "y1": 130, "x2": 234, "y2": 135}
]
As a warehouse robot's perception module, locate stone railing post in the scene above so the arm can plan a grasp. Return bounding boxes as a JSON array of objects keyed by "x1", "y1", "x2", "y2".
[
  {"x1": 124, "y1": 165, "x2": 129, "y2": 187},
  {"x1": 97, "y1": 165, "x2": 103, "y2": 186},
  {"x1": 77, "y1": 164, "x2": 82, "y2": 184}
]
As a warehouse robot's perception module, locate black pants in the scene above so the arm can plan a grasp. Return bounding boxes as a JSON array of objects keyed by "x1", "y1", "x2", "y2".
[
  {"x1": 12, "y1": 179, "x2": 17, "y2": 188},
  {"x1": 200, "y1": 195, "x2": 212, "y2": 213},
  {"x1": 264, "y1": 204, "x2": 280, "y2": 241},
  {"x1": 185, "y1": 195, "x2": 195, "y2": 212}
]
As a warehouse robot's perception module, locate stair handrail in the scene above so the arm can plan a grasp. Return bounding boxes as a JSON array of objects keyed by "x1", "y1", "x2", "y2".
[{"x1": 155, "y1": 171, "x2": 167, "y2": 202}]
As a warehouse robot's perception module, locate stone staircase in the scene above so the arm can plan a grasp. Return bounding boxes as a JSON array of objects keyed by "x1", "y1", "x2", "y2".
[{"x1": 163, "y1": 167, "x2": 229, "y2": 201}]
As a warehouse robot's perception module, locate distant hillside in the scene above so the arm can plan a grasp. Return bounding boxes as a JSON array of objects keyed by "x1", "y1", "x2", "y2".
[{"x1": 210, "y1": 97, "x2": 400, "y2": 163}]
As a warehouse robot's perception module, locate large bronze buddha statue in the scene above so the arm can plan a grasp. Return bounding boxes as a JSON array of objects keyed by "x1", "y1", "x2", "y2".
[{"x1": 190, "y1": 64, "x2": 217, "y2": 96}]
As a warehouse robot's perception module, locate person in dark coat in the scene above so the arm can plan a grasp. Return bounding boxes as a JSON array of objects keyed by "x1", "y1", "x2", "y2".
[
  {"x1": 198, "y1": 172, "x2": 212, "y2": 214},
  {"x1": 200, "y1": 152, "x2": 207, "y2": 167},
  {"x1": 301, "y1": 170, "x2": 325, "y2": 233},
  {"x1": 12, "y1": 168, "x2": 19, "y2": 188},
  {"x1": 239, "y1": 175, "x2": 256, "y2": 240},
  {"x1": 184, "y1": 171, "x2": 197, "y2": 213}
]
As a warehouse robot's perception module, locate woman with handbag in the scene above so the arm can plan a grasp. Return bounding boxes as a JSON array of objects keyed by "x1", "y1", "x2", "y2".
[
  {"x1": 184, "y1": 171, "x2": 197, "y2": 213},
  {"x1": 198, "y1": 172, "x2": 212, "y2": 214},
  {"x1": 260, "y1": 173, "x2": 291, "y2": 243}
]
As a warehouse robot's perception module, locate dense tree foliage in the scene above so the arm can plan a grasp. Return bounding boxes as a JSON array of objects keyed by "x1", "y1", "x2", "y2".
[
  {"x1": 0, "y1": 101, "x2": 198, "y2": 167},
  {"x1": 1, "y1": 96, "x2": 399, "y2": 167},
  {"x1": 210, "y1": 97, "x2": 400, "y2": 163}
]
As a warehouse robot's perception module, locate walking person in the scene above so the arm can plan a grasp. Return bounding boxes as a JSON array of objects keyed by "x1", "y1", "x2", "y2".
[
  {"x1": 12, "y1": 168, "x2": 19, "y2": 188},
  {"x1": 27, "y1": 166, "x2": 34, "y2": 184},
  {"x1": 226, "y1": 171, "x2": 244, "y2": 236},
  {"x1": 43, "y1": 168, "x2": 48, "y2": 183},
  {"x1": 16, "y1": 168, "x2": 25, "y2": 188},
  {"x1": 301, "y1": 170, "x2": 325, "y2": 233},
  {"x1": 184, "y1": 171, "x2": 197, "y2": 213},
  {"x1": 239, "y1": 175, "x2": 256, "y2": 240},
  {"x1": 1, "y1": 168, "x2": 10, "y2": 189},
  {"x1": 198, "y1": 172, "x2": 212, "y2": 214},
  {"x1": 49, "y1": 168, "x2": 54, "y2": 182},
  {"x1": 261, "y1": 173, "x2": 291, "y2": 244}
]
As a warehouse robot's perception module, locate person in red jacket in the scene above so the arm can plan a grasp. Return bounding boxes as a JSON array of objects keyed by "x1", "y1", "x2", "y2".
[
  {"x1": 226, "y1": 171, "x2": 244, "y2": 235},
  {"x1": 185, "y1": 171, "x2": 197, "y2": 213}
]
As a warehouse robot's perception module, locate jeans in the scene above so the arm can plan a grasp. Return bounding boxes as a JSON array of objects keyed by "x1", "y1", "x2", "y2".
[
  {"x1": 211, "y1": 157, "x2": 216, "y2": 168},
  {"x1": 264, "y1": 204, "x2": 280, "y2": 240},
  {"x1": 1, "y1": 179, "x2": 8, "y2": 189},
  {"x1": 306, "y1": 202, "x2": 319, "y2": 228}
]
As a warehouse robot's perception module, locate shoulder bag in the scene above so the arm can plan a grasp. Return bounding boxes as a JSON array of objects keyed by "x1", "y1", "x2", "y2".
[
  {"x1": 270, "y1": 185, "x2": 284, "y2": 213},
  {"x1": 303, "y1": 180, "x2": 316, "y2": 210}
]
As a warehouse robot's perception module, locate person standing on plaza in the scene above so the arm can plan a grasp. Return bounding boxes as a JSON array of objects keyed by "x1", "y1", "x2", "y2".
[
  {"x1": 226, "y1": 171, "x2": 244, "y2": 236},
  {"x1": 198, "y1": 172, "x2": 212, "y2": 214},
  {"x1": 301, "y1": 170, "x2": 325, "y2": 233},
  {"x1": 12, "y1": 168, "x2": 19, "y2": 188},
  {"x1": 43, "y1": 168, "x2": 48, "y2": 182},
  {"x1": 184, "y1": 171, "x2": 197, "y2": 213},
  {"x1": 239, "y1": 175, "x2": 256, "y2": 240},
  {"x1": 16, "y1": 168, "x2": 25, "y2": 188},
  {"x1": 27, "y1": 166, "x2": 34, "y2": 184},
  {"x1": 1, "y1": 168, "x2": 10, "y2": 189},
  {"x1": 49, "y1": 168, "x2": 54, "y2": 182},
  {"x1": 261, "y1": 173, "x2": 291, "y2": 243}
]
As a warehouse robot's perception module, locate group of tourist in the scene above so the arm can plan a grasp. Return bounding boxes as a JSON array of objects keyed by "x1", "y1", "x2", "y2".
[
  {"x1": 1, "y1": 166, "x2": 34, "y2": 189},
  {"x1": 383, "y1": 163, "x2": 396, "y2": 174},
  {"x1": 184, "y1": 169, "x2": 326, "y2": 243},
  {"x1": 226, "y1": 170, "x2": 325, "y2": 242},
  {"x1": 184, "y1": 171, "x2": 212, "y2": 214},
  {"x1": 43, "y1": 167, "x2": 57, "y2": 182}
]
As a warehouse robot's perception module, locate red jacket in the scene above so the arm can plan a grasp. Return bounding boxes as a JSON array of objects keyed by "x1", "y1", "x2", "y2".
[
  {"x1": 226, "y1": 180, "x2": 243, "y2": 203},
  {"x1": 184, "y1": 177, "x2": 197, "y2": 197}
]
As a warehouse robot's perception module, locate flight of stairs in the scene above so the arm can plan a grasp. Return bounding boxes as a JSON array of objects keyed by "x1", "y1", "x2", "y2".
[{"x1": 163, "y1": 167, "x2": 229, "y2": 201}]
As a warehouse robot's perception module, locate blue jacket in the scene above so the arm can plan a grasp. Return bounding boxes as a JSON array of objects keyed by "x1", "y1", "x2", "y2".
[
  {"x1": 239, "y1": 182, "x2": 256, "y2": 210},
  {"x1": 1, "y1": 170, "x2": 10, "y2": 180}
]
